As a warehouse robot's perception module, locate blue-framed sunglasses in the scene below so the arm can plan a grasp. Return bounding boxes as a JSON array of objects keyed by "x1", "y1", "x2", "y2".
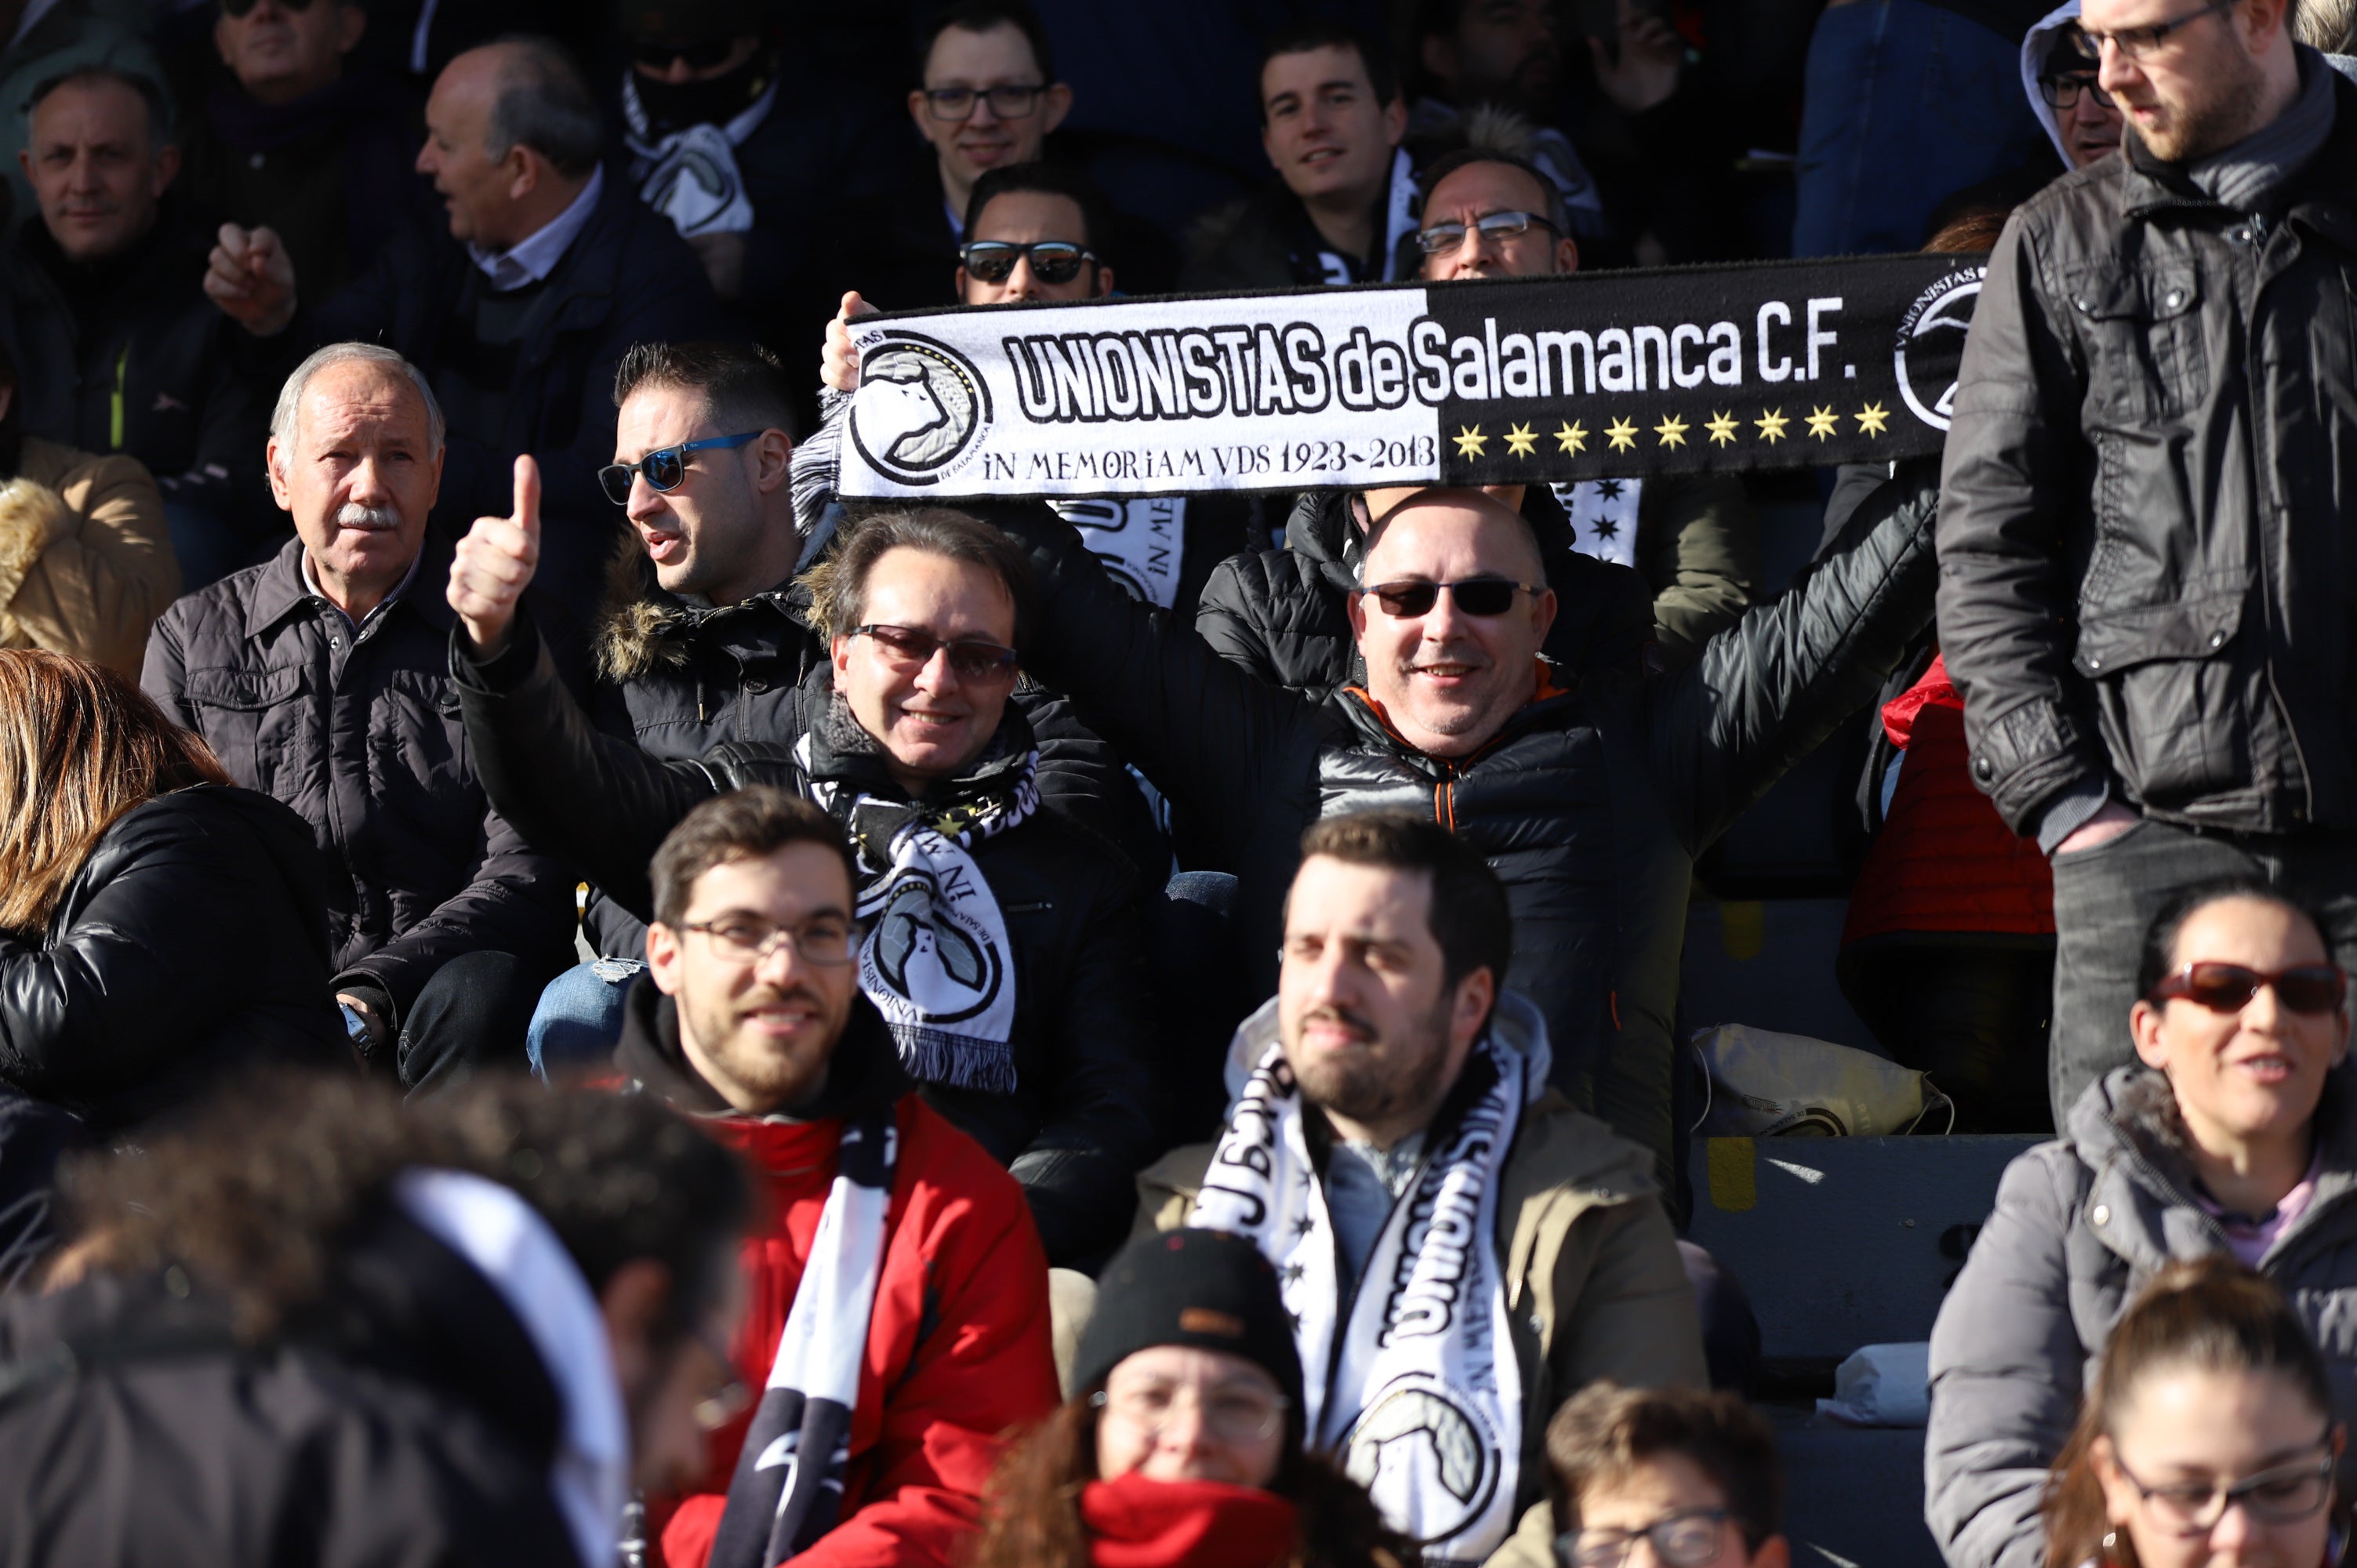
[{"x1": 598, "y1": 431, "x2": 761, "y2": 505}]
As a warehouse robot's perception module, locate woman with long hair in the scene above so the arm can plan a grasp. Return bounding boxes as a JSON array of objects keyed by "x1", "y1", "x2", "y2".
[
  {"x1": 2043, "y1": 1258, "x2": 2345, "y2": 1568},
  {"x1": 966, "y1": 1229, "x2": 1411, "y2": 1568},
  {"x1": 1928, "y1": 877, "x2": 2357, "y2": 1568},
  {"x1": 0, "y1": 650, "x2": 343, "y2": 1269}
]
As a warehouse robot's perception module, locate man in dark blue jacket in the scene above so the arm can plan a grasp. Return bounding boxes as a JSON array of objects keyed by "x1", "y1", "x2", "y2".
[{"x1": 202, "y1": 34, "x2": 724, "y2": 612}]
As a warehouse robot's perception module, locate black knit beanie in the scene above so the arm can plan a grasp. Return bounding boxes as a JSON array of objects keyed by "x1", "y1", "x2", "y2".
[{"x1": 1073, "y1": 1229, "x2": 1305, "y2": 1408}]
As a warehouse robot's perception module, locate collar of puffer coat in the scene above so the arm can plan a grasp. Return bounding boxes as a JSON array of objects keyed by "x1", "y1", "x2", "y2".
[{"x1": 590, "y1": 535, "x2": 815, "y2": 684}]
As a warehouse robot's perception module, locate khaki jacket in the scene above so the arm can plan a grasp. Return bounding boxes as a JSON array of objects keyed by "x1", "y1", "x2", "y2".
[
  {"x1": 1136, "y1": 1022, "x2": 1707, "y2": 1568},
  {"x1": 0, "y1": 437, "x2": 174, "y2": 677}
]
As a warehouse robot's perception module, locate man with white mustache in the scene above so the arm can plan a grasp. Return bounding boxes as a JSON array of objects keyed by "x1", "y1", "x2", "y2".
[{"x1": 144, "y1": 340, "x2": 579, "y2": 1090}]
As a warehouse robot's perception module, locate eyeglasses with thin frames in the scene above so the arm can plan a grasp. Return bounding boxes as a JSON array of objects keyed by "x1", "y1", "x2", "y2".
[
  {"x1": 678, "y1": 916, "x2": 859, "y2": 967},
  {"x1": 2072, "y1": 0, "x2": 2228, "y2": 61},
  {"x1": 1415, "y1": 209, "x2": 1559, "y2": 255},
  {"x1": 1090, "y1": 1381, "x2": 1291, "y2": 1444},
  {"x1": 1557, "y1": 1508, "x2": 1743, "y2": 1568}
]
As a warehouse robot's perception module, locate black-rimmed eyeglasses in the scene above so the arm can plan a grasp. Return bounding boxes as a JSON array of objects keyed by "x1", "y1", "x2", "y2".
[
  {"x1": 2111, "y1": 1443, "x2": 2336, "y2": 1534},
  {"x1": 2072, "y1": 0, "x2": 2228, "y2": 60},
  {"x1": 2038, "y1": 71, "x2": 2114, "y2": 110},
  {"x1": 921, "y1": 84, "x2": 1047, "y2": 121}
]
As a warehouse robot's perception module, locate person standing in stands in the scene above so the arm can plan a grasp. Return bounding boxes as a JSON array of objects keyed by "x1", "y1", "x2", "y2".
[
  {"x1": 603, "y1": 788, "x2": 1060, "y2": 1567},
  {"x1": 144, "y1": 343, "x2": 579, "y2": 1095},
  {"x1": 181, "y1": 0, "x2": 430, "y2": 302},
  {"x1": 202, "y1": 34, "x2": 723, "y2": 611},
  {"x1": 1182, "y1": 24, "x2": 1415, "y2": 291},
  {"x1": 1, "y1": 64, "x2": 269, "y2": 590},
  {"x1": 1936, "y1": 0, "x2": 2357, "y2": 1122}
]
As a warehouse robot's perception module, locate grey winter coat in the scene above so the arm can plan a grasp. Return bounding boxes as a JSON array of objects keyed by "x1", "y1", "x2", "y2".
[{"x1": 1924, "y1": 1065, "x2": 2357, "y2": 1568}]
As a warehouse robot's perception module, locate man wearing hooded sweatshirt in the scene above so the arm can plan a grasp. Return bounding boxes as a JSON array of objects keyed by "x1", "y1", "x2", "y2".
[
  {"x1": 611, "y1": 786, "x2": 1059, "y2": 1568},
  {"x1": 1936, "y1": 0, "x2": 2357, "y2": 1123}
]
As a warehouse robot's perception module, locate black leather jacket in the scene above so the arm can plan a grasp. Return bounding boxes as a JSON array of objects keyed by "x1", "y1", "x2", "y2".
[
  {"x1": 455, "y1": 633, "x2": 1160, "y2": 1267},
  {"x1": 0, "y1": 786, "x2": 344, "y2": 1127},
  {"x1": 978, "y1": 484, "x2": 1938, "y2": 1179},
  {"x1": 1938, "y1": 63, "x2": 2357, "y2": 837}
]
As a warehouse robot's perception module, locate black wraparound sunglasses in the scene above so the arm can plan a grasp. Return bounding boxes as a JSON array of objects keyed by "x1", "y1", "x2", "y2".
[
  {"x1": 961, "y1": 240, "x2": 1098, "y2": 285},
  {"x1": 1360, "y1": 578, "x2": 1543, "y2": 619}
]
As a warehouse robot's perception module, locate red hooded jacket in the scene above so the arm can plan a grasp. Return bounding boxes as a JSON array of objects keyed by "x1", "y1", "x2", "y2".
[{"x1": 619, "y1": 982, "x2": 1060, "y2": 1568}]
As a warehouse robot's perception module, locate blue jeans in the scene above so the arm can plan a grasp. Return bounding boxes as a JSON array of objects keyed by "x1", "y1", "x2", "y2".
[
  {"x1": 528, "y1": 958, "x2": 643, "y2": 1080},
  {"x1": 1792, "y1": 0, "x2": 2050, "y2": 256}
]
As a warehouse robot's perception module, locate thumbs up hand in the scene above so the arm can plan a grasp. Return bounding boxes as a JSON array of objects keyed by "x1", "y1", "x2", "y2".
[{"x1": 448, "y1": 456, "x2": 542, "y2": 658}]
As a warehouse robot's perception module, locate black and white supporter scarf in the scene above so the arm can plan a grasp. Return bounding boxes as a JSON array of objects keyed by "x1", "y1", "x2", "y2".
[
  {"x1": 797, "y1": 727, "x2": 1038, "y2": 1094},
  {"x1": 1190, "y1": 993, "x2": 1553, "y2": 1564},
  {"x1": 708, "y1": 1110, "x2": 897, "y2": 1568},
  {"x1": 621, "y1": 72, "x2": 775, "y2": 239}
]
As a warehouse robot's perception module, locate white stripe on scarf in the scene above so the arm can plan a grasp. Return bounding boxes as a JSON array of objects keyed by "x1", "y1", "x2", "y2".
[
  {"x1": 708, "y1": 1112, "x2": 897, "y2": 1568},
  {"x1": 1191, "y1": 995, "x2": 1555, "y2": 1566},
  {"x1": 621, "y1": 73, "x2": 775, "y2": 238},
  {"x1": 800, "y1": 735, "x2": 1037, "y2": 1094}
]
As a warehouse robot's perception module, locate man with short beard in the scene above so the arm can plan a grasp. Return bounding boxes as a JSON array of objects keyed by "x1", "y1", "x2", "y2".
[
  {"x1": 1139, "y1": 811, "x2": 1704, "y2": 1566},
  {"x1": 1936, "y1": 0, "x2": 2357, "y2": 1123},
  {"x1": 143, "y1": 341, "x2": 579, "y2": 1090}
]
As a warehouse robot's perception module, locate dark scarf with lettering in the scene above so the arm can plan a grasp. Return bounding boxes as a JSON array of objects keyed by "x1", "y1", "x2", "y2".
[
  {"x1": 797, "y1": 698, "x2": 1037, "y2": 1094},
  {"x1": 1188, "y1": 996, "x2": 1550, "y2": 1565},
  {"x1": 706, "y1": 1107, "x2": 896, "y2": 1568}
]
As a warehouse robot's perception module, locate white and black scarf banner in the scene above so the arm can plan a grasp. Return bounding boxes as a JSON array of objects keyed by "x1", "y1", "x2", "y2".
[
  {"x1": 621, "y1": 73, "x2": 774, "y2": 238},
  {"x1": 835, "y1": 253, "x2": 1985, "y2": 501},
  {"x1": 801, "y1": 735, "x2": 1037, "y2": 1095},
  {"x1": 708, "y1": 1112, "x2": 895, "y2": 1568},
  {"x1": 1190, "y1": 993, "x2": 1553, "y2": 1566}
]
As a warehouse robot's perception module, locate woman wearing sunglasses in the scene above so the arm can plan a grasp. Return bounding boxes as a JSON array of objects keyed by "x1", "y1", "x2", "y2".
[
  {"x1": 1928, "y1": 877, "x2": 2357, "y2": 1568},
  {"x1": 2044, "y1": 1258, "x2": 2346, "y2": 1568}
]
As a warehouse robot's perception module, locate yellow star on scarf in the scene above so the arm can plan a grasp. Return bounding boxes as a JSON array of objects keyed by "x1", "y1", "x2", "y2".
[
  {"x1": 1654, "y1": 413, "x2": 1689, "y2": 448},
  {"x1": 1605, "y1": 416, "x2": 1640, "y2": 452},
  {"x1": 1805, "y1": 405, "x2": 1841, "y2": 441},
  {"x1": 1554, "y1": 419, "x2": 1587, "y2": 455},
  {"x1": 1755, "y1": 409, "x2": 1789, "y2": 443},
  {"x1": 1504, "y1": 422, "x2": 1538, "y2": 458},
  {"x1": 1705, "y1": 411, "x2": 1739, "y2": 447},
  {"x1": 1453, "y1": 424, "x2": 1487, "y2": 458},
  {"x1": 1856, "y1": 400, "x2": 1891, "y2": 436}
]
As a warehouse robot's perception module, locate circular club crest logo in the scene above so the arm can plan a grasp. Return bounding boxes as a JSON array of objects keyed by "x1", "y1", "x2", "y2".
[
  {"x1": 851, "y1": 332, "x2": 991, "y2": 486},
  {"x1": 1894, "y1": 266, "x2": 1984, "y2": 433},
  {"x1": 1342, "y1": 1375, "x2": 1503, "y2": 1547}
]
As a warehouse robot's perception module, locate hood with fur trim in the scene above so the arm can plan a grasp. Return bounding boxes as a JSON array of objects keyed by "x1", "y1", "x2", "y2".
[
  {"x1": 0, "y1": 477, "x2": 69, "y2": 641},
  {"x1": 589, "y1": 533, "x2": 816, "y2": 685}
]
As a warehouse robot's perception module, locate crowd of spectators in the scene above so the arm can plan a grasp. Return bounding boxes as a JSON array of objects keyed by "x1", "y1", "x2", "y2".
[{"x1": 0, "y1": 0, "x2": 2350, "y2": 1566}]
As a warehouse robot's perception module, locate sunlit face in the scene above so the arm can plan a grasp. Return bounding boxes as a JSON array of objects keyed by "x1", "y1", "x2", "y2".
[
  {"x1": 829, "y1": 548, "x2": 1018, "y2": 786},
  {"x1": 1259, "y1": 45, "x2": 1406, "y2": 209},
  {"x1": 957, "y1": 190, "x2": 1110, "y2": 305},
  {"x1": 1277, "y1": 855, "x2": 1489, "y2": 1134},
  {"x1": 2080, "y1": 0, "x2": 2273, "y2": 162},
  {"x1": 614, "y1": 384, "x2": 770, "y2": 597},
  {"x1": 216, "y1": 0, "x2": 362, "y2": 105},
  {"x1": 907, "y1": 24, "x2": 1066, "y2": 195},
  {"x1": 1346, "y1": 496, "x2": 1555, "y2": 759},
  {"x1": 2130, "y1": 897, "x2": 2347, "y2": 1155},
  {"x1": 1094, "y1": 1345, "x2": 1287, "y2": 1490},
  {"x1": 416, "y1": 49, "x2": 521, "y2": 249},
  {"x1": 267, "y1": 359, "x2": 442, "y2": 602},
  {"x1": 2095, "y1": 1366, "x2": 2342, "y2": 1568},
  {"x1": 21, "y1": 77, "x2": 176, "y2": 264},
  {"x1": 1418, "y1": 160, "x2": 1577, "y2": 281},
  {"x1": 645, "y1": 844, "x2": 861, "y2": 1116},
  {"x1": 1573, "y1": 1454, "x2": 1790, "y2": 1568}
]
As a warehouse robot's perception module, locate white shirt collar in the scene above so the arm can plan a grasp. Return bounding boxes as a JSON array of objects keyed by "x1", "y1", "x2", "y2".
[
  {"x1": 470, "y1": 165, "x2": 605, "y2": 292},
  {"x1": 301, "y1": 541, "x2": 423, "y2": 636}
]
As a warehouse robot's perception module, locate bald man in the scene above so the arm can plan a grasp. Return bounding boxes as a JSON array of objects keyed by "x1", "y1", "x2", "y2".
[{"x1": 204, "y1": 36, "x2": 724, "y2": 612}]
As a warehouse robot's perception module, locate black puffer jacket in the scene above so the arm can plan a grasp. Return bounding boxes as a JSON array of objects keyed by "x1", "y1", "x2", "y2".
[
  {"x1": 979, "y1": 481, "x2": 1939, "y2": 1179},
  {"x1": 456, "y1": 633, "x2": 1160, "y2": 1267},
  {"x1": 1938, "y1": 62, "x2": 2357, "y2": 838},
  {"x1": 0, "y1": 786, "x2": 343, "y2": 1128},
  {"x1": 0, "y1": 1210, "x2": 585, "y2": 1568},
  {"x1": 143, "y1": 537, "x2": 580, "y2": 1035},
  {"x1": 1193, "y1": 485, "x2": 1654, "y2": 696}
]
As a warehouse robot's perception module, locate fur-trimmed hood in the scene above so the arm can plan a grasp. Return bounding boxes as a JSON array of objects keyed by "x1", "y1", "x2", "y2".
[
  {"x1": 0, "y1": 476, "x2": 67, "y2": 628},
  {"x1": 589, "y1": 533, "x2": 815, "y2": 685}
]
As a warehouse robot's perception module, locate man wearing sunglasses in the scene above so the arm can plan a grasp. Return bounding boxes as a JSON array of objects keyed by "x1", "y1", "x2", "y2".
[
  {"x1": 1195, "y1": 147, "x2": 1756, "y2": 699},
  {"x1": 450, "y1": 485, "x2": 1160, "y2": 1272},
  {"x1": 1936, "y1": 0, "x2": 2357, "y2": 1122},
  {"x1": 204, "y1": 36, "x2": 723, "y2": 613},
  {"x1": 897, "y1": 476, "x2": 1938, "y2": 1186}
]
